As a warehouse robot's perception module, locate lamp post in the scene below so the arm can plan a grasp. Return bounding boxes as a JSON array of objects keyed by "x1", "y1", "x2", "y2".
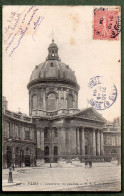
[{"x1": 8, "y1": 166, "x2": 13, "y2": 183}]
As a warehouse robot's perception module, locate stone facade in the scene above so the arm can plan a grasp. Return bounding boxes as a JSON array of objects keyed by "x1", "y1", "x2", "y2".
[
  {"x1": 2, "y1": 40, "x2": 121, "y2": 167},
  {"x1": 2, "y1": 108, "x2": 36, "y2": 168},
  {"x1": 33, "y1": 108, "x2": 106, "y2": 165},
  {"x1": 103, "y1": 118, "x2": 121, "y2": 161}
]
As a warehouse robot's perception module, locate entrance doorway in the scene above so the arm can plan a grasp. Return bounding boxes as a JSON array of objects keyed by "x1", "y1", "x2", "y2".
[
  {"x1": 85, "y1": 146, "x2": 88, "y2": 155},
  {"x1": 25, "y1": 147, "x2": 31, "y2": 166},
  {"x1": 6, "y1": 146, "x2": 12, "y2": 168},
  {"x1": 53, "y1": 146, "x2": 58, "y2": 163},
  {"x1": 15, "y1": 147, "x2": 21, "y2": 167},
  {"x1": 25, "y1": 155, "x2": 30, "y2": 166},
  {"x1": 111, "y1": 150, "x2": 117, "y2": 160},
  {"x1": 44, "y1": 146, "x2": 49, "y2": 163}
]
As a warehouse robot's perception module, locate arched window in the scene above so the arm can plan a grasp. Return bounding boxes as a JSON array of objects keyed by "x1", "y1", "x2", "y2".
[
  {"x1": 32, "y1": 95, "x2": 37, "y2": 109},
  {"x1": 15, "y1": 146, "x2": 20, "y2": 155},
  {"x1": 54, "y1": 146, "x2": 58, "y2": 155},
  {"x1": 60, "y1": 98, "x2": 64, "y2": 109},
  {"x1": 47, "y1": 93, "x2": 57, "y2": 111},
  {"x1": 67, "y1": 94, "x2": 73, "y2": 109},
  {"x1": 26, "y1": 147, "x2": 31, "y2": 155},
  {"x1": 44, "y1": 128, "x2": 48, "y2": 138},
  {"x1": 39, "y1": 97, "x2": 43, "y2": 109},
  {"x1": 54, "y1": 128, "x2": 58, "y2": 137},
  {"x1": 44, "y1": 146, "x2": 49, "y2": 156}
]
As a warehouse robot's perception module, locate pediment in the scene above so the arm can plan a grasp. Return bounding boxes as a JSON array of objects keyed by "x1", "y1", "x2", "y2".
[{"x1": 70, "y1": 107, "x2": 106, "y2": 122}]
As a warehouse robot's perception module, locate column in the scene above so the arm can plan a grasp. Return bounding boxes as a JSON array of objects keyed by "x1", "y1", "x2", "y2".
[
  {"x1": 66, "y1": 129, "x2": 70, "y2": 154},
  {"x1": 92, "y1": 129, "x2": 96, "y2": 155},
  {"x1": 29, "y1": 92, "x2": 32, "y2": 115},
  {"x1": 96, "y1": 130, "x2": 100, "y2": 156},
  {"x1": 76, "y1": 128, "x2": 80, "y2": 154},
  {"x1": 37, "y1": 130, "x2": 40, "y2": 148},
  {"x1": 68, "y1": 130, "x2": 71, "y2": 154},
  {"x1": 40, "y1": 130, "x2": 44, "y2": 161},
  {"x1": 22, "y1": 126, "x2": 25, "y2": 140},
  {"x1": 9, "y1": 122, "x2": 12, "y2": 138},
  {"x1": 12, "y1": 146, "x2": 15, "y2": 166},
  {"x1": 70, "y1": 127, "x2": 76, "y2": 154},
  {"x1": 40, "y1": 131, "x2": 44, "y2": 152},
  {"x1": 58, "y1": 89, "x2": 61, "y2": 109},
  {"x1": 100, "y1": 130, "x2": 104, "y2": 155},
  {"x1": 57, "y1": 127, "x2": 61, "y2": 155},
  {"x1": 43, "y1": 90, "x2": 46, "y2": 111},
  {"x1": 81, "y1": 127, "x2": 85, "y2": 155},
  {"x1": 64, "y1": 90, "x2": 67, "y2": 109},
  {"x1": 57, "y1": 98, "x2": 59, "y2": 110}
]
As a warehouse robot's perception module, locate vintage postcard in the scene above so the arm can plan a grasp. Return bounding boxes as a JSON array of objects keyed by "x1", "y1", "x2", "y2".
[{"x1": 2, "y1": 6, "x2": 121, "y2": 191}]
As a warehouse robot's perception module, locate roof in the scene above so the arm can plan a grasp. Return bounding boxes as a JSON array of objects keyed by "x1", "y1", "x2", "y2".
[{"x1": 28, "y1": 40, "x2": 79, "y2": 88}]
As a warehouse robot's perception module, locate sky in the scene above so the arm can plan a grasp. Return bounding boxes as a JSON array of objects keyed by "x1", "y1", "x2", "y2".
[{"x1": 3, "y1": 6, "x2": 121, "y2": 121}]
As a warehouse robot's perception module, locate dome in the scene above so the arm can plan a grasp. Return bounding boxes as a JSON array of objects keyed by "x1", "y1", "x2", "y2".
[
  {"x1": 30, "y1": 61, "x2": 77, "y2": 82},
  {"x1": 48, "y1": 39, "x2": 58, "y2": 49},
  {"x1": 27, "y1": 40, "x2": 79, "y2": 90}
]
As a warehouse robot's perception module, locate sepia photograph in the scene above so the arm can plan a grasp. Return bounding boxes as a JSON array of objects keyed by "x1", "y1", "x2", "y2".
[{"x1": 2, "y1": 5, "x2": 121, "y2": 191}]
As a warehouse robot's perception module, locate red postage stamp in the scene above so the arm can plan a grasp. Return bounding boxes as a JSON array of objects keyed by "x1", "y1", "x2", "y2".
[{"x1": 93, "y1": 8, "x2": 120, "y2": 40}]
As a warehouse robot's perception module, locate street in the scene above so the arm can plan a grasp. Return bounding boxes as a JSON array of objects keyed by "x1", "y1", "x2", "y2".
[{"x1": 2, "y1": 162, "x2": 121, "y2": 191}]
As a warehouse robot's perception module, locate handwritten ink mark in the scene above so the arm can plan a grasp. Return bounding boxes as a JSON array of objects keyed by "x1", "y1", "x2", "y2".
[
  {"x1": 9, "y1": 27, "x2": 28, "y2": 57},
  {"x1": 27, "y1": 8, "x2": 39, "y2": 26},
  {"x1": 32, "y1": 16, "x2": 44, "y2": 41}
]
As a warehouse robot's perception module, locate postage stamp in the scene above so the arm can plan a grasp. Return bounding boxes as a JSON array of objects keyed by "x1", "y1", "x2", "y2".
[
  {"x1": 88, "y1": 76, "x2": 117, "y2": 110},
  {"x1": 93, "y1": 7, "x2": 121, "y2": 40}
]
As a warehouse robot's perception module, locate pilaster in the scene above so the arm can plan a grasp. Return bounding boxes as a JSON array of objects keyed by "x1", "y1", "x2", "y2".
[
  {"x1": 76, "y1": 127, "x2": 80, "y2": 154},
  {"x1": 100, "y1": 130, "x2": 104, "y2": 155},
  {"x1": 37, "y1": 130, "x2": 40, "y2": 148},
  {"x1": 96, "y1": 130, "x2": 100, "y2": 156},
  {"x1": 92, "y1": 129, "x2": 96, "y2": 155},
  {"x1": 81, "y1": 127, "x2": 85, "y2": 155},
  {"x1": 43, "y1": 90, "x2": 46, "y2": 110}
]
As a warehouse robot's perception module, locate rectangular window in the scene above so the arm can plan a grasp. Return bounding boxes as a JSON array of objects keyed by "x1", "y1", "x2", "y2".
[
  {"x1": 112, "y1": 136, "x2": 116, "y2": 145},
  {"x1": 6, "y1": 121, "x2": 10, "y2": 138},
  {"x1": 25, "y1": 127, "x2": 30, "y2": 140},
  {"x1": 15, "y1": 124, "x2": 19, "y2": 138},
  {"x1": 30, "y1": 128, "x2": 34, "y2": 140},
  {"x1": 106, "y1": 136, "x2": 111, "y2": 145}
]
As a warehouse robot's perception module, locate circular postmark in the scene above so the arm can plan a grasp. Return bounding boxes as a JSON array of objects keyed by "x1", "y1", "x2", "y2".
[{"x1": 88, "y1": 76, "x2": 117, "y2": 110}]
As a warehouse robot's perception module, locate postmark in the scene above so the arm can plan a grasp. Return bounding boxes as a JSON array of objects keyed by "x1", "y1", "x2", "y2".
[
  {"x1": 93, "y1": 7, "x2": 121, "y2": 40},
  {"x1": 88, "y1": 76, "x2": 117, "y2": 110}
]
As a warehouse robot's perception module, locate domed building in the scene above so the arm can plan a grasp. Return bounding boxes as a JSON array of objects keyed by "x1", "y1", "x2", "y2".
[
  {"x1": 2, "y1": 39, "x2": 121, "y2": 168},
  {"x1": 27, "y1": 40, "x2": 107, "y2": 165},
  {"x1": 27, "y1": 39, "x2": 79, "y2": 117}
]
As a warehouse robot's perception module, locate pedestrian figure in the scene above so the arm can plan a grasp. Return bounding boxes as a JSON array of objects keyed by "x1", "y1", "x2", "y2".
[
  {"x1": 117, "y1": 157, "x2": 120, "y2": 166},
  {"x1": 89, "y1": 160, "x2": 92, "y2": 168},
  {"x1": 85, "y1": 160, "x2": 88, "y2": 168},
  {"x1": 12, "y1": 164, "x2": 15, "y2": 170}
]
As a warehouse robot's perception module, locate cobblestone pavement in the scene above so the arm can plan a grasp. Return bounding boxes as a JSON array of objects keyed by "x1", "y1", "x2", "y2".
[{"x1": 2, "y1": 162, "x2": 121, "y2": 191}]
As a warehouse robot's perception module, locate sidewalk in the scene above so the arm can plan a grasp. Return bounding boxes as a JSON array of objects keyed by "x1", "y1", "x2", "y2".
[
  {"x1": 2, "y1": 163, "x2": 121, "y2": 191},
  {"x1": 2, "y1": 180, "x2": 22, "y2": 187},
  {"x1": 2, "y1": 161, "x2": 119, "y2": 174}
]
